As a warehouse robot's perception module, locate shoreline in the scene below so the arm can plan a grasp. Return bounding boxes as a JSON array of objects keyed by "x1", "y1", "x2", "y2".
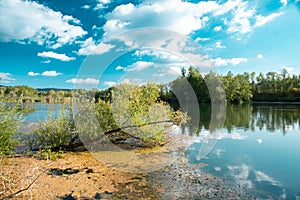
[
  {"x1": 252, "y1": 101, "x2": 300, "y2": 104},
  {"x1": 0, "y1": 150, "x2": 256, "y2": 199}
]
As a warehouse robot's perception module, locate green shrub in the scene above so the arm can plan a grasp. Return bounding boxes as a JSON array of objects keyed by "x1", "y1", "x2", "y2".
[
  {"x1": 0, "y1": 103, "x2": 22, "y2": 156},
  {"x1": 36, "y1": 147, "x2": 63, "y2": 160},
  {"x1": 30, "y1": 107, "x2": 75, "y2": 151}
]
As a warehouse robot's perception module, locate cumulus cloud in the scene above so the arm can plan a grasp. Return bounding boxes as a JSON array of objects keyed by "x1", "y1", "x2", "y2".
[
  {"x1": 0, "y1": 72, "x2": 15, "y2": 83},
  {"x1": 103, "y1": 0, "x2": 222, "y2": 36},
  {"x1": 95, "y1": 0, "x2": 111, "y2": 9},
  {"x1": 41, "y1": 70, "x2": 62, "y2": 77},
  {"x1": 214, "y1": 57, "x2": 247, "y2": 66},
  {"x1": 256, "y1": 54, "x2": 263, "y2": 59},
  {"x1": 81, "y1": 5, "x2": 90, "y2": 9},
  {"x1": 37, "y1": 51, "x2": 75, "y2": 61},
  {"x1": 213, "y1": 25, "x2": 222, "y2": 32},
  {"x1": 77, "y1": 37, "x2": 115, "y2": 55},
  {"x1": 216, "y1": 41, "x2": 226, "y2": 49},
  {"x1": 66, "y1": 78, "x2": 99, "y2": 85},
  {"x1": 115, "y1": 66, "x2": 124, "y2": 70},
  {"x1": 28, "y1": 71, "x2": 39, "y2": 76},
  {"x1": 195, "y1": 37, "x2": 210, "y2": 42},
  {"x1": 124, "y1": 61, "x2": 154, "y2": 72},
  {"x1": 0, "y1": 0, "x2": 87, "y2": 48},
  {"x1": 104, "y1": 81, "x2": 116, "y2": 87},
  {"x1": 28, "y1": 70, "x2": 62, "y2": 77}
]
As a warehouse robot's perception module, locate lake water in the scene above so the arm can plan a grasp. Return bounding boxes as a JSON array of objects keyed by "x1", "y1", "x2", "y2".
[
  {"x1": 23, "y1": 103, "x2": 300, "y2": 199},
  {"x1": 186, "y1": 104, "x2": 300, "y2": 199}
]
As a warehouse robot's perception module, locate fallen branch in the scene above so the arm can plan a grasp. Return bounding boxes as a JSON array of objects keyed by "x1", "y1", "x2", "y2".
[{"x1": 31, "y1": 119, "x2": 174, "y2": 151}]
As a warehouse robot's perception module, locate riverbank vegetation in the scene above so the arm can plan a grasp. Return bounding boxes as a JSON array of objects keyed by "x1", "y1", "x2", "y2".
[{"x1": 0, "y1": 83, "x2": 189, "y2": 157}]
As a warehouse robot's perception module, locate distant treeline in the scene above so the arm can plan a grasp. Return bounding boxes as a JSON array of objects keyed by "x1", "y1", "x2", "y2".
[
  {"x1": 0, "y1": 85, "x2": 72, "y2": 103},
  {"x1": 1, "y1": 67, "x2": 300, "y2": 104},
  {"x1": 159, "y1": 67, "x2": 300, "y2": 108}
]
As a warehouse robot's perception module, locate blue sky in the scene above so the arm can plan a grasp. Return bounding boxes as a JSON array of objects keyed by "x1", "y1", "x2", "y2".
[{"x1": 0, "y1": 0, "x2": 299, "y2": 89}]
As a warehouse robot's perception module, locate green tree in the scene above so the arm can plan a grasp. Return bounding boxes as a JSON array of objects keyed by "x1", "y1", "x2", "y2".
[{"x1": 78, "y1": 83, "x2": 189, "y2": 146}]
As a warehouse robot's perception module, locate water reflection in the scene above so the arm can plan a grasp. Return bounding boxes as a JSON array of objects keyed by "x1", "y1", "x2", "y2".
[
  {"x1": 186, "y1": 104, "x2": 300, "y2": 199},
  {"x1": 188, "y1": 103, "x2": 300, "y2": 135}
]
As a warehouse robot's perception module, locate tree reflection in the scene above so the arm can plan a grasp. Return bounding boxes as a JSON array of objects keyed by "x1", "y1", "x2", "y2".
[{"x1": 189, "y1": 104, "x2": 300, "y2": 135}]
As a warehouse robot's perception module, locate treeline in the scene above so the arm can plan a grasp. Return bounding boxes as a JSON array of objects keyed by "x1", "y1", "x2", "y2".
[
  {"x1": 159, "y1": 67, "x2": 300, "y2": 106},
  {"x1": 0, "y1": 85, "x2": 72, "y2": 103},
  {"x1": 1, "y1": 68, "x2": 300, "y2": 104}
]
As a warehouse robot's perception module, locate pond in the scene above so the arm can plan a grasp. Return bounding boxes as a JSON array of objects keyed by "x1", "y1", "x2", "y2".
[{"x1": 22, "y1": 103, "x2": 300, "y2": 199}]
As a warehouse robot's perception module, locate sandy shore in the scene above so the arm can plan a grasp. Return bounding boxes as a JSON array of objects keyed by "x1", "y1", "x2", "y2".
[{"x1": 0, "y1": 150, "x2": 256, "y2": 200}]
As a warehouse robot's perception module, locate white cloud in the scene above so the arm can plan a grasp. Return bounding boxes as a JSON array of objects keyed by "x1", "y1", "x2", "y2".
[
  {"x1": 281, "y1": 66, "x2": 294, "y2": 73},
  {"x1": 66, "y1": 78, "x2": 99, "y2": 85},
  {"x1": 82, "y1": 5, "x2": 90, "y2": 9},
  {"x1": 77, "y1": 37, "x2": 115, "y2": 55},
  {"x1": 124, "y1": 61, "x2": 154, "y2": 72},
  {"x1": 213, "y1": 0, "x2": 241, "y2": 16},
  {"x1": 256, "y1": 54, "x2": 263, "y2": 59},
  {"x1": 195, "y1": 37, "x2": 210, "y2": 42},
  {"x1": 257, "y1": 139, "x2": 263, "y2": 144},
  {"x1": 28, "y1": 71, "x2": 39, "y2": 76},
  {"x1": 103, "y1": 0, "x2": 221, "y2": 36},
  {"x1": 227, "y1": 1, "x2": 255, "y2": 34},
  {"x1": 99, "y1": 0, "x2": 111, "y2": 4},
  {"x1": 254, "y1": 12, "x2": 283, "y2": 28},
  {"x1": 280, "y1": 0, "x2": 288, "y2": 7},
  {"x1": 37, "y1": 51, "x2": 75, "y2": 62},
  {"x1": 214, "y1": 57, "x2": 248, "y2": 67},
  {"x1": 95, "y1": 0, "x2": 111, "y2": 10},
  {"x1": 120, "y1": 78, "x2": 143, "y2": 85},
  {"x1": 0, "y1": 0, "x2": 87, "y2": 48},
  {"x1": 213, "y1": 25, "x2": 222, "y2": 32},
  {"x1": 41, "y1": 60, "x2": 51, "y2": 64},
  {"x1": 223, "y1": 1, "x2": 283, "y2": 37},
  {"x1": 28, "y1": 70, "x2": 62, "y2": 77},
  {"x1": 41, "y1": 70, "x2": 62, "y2": 77},
  {"x1": 104, "y1": 81, "x2": 117, "y2": 87},
  {"x1": 0, "y1": 72, "x2": 15, "y2": 83},
  {"x1": 216, "y1": 41, "x2": 226, "y2": 49},
  {"x1": 116, "y1": 66, "x2": 124, "y2": 70}
]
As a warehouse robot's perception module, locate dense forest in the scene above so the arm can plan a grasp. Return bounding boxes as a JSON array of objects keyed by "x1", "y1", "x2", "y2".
[{"x1": 1, "y1": 67, "x2": 300, "y2": 104}]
